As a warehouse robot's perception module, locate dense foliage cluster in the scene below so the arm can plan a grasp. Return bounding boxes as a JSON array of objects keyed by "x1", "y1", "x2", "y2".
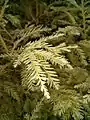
[{"x1": 0, "y1": 0, "x2": 90, "y2": 120}]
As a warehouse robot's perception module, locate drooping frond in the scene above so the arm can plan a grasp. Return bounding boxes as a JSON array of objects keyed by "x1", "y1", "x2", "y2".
[
  {"x1": 14, "y1": 32, "x2": 77, "y2": 99},
  {"x1": 67, "y1": 46, "x2": 88, "y2": 67},
  {"x1": 79, "y1": 40, "x2": 90, "y2": 59},
  {"x1": 0, "y1": 81, "x2": 21, "y2": 120},
  {"x1": 3, "y1": 81, "x2": 20, "y2": 102},
  {"x1": 74, "y1": 76, "x2": 90, "y2": 94},
  {"x1": 51, "y1": 89, "x2": 84, "y2": 120}
]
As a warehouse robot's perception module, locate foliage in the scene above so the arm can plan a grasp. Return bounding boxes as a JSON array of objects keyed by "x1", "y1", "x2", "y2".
[
  {"x1": 14, "y1": 31, "x2": 77, "y2": 99},
  {"x1": 0, "y1": 0, "x2": 90, "y2": 120}
]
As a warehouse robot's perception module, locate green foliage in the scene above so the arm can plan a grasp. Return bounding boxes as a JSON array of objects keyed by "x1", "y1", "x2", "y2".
[
  {"x1": 13, "y1": 25, "x2": 90, "y2": 120},
  {"x1": 38, "y1": 0, "x2": 90, "y2": 39},
  {"x1": 0, "y1": 0, "x2": 90, "y2": 120}
]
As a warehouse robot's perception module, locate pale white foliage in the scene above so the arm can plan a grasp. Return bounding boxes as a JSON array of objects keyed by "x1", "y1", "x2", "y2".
[{"x1": 14, "y1": 31, "x2": 77, "y2": 99}]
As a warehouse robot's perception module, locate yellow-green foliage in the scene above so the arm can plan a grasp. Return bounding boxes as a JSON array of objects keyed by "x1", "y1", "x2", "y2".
[
  {"x1": 0, "y1": 0, "x2": 90, "y2": 120},
  {"x1": 12, "y1": 24, "x2": 90, "y2": 120}
]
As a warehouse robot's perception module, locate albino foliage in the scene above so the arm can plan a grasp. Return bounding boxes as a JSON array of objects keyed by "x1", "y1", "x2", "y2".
[{"x1": 14, "y1": 32, "x2": 77, "y2": 99}]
